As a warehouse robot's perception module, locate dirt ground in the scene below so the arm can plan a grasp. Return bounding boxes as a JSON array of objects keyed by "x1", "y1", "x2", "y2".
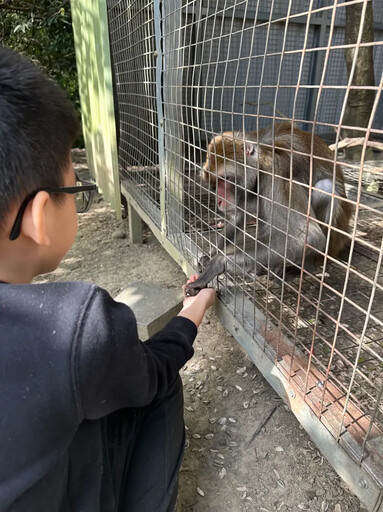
[{"x1": 36, "y1": 152, "x2": 367, "y2": 512}]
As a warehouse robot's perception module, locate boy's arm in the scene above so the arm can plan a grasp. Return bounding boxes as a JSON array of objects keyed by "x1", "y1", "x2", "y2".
[
  {"x1": 177, "y1": 287, "x2": 216, "y2": 327},
  {"x1": 76, "y1": 285, "x2": 214, "y2": 420}
]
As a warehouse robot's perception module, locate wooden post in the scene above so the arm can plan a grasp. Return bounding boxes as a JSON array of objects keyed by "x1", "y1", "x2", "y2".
[
  {"x1": 128, "y1": 202, "x2": 143, "y2": 244},
  {"x1": 71, "y1": 0, "x2": 121, "y2": 217}
]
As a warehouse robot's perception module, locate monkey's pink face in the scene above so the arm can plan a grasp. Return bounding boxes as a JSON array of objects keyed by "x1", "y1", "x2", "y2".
[
  {"x1": 202, "y1": 134, "x2": 258, "y2": 214},
  {"x1": 202, "y1": 157, "x2": 238, "y2": 214}
]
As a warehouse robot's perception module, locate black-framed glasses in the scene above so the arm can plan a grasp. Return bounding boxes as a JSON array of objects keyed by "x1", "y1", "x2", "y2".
[{"x1": 9, "y1": 179, "x2": 97, "y2": 241}]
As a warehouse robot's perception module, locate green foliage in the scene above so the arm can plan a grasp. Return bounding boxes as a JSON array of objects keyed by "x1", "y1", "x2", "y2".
[{"x1": 0, "y1": 1, "x2": 83, "y2": 145}]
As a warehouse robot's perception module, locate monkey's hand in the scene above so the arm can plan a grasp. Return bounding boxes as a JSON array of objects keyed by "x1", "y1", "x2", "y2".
[
  {"x1": 184, "y1": 281, "x2": 207, "y2": 297},
  {"x1": 185, "y1": 254, "x2": 226, "y2": 296}
]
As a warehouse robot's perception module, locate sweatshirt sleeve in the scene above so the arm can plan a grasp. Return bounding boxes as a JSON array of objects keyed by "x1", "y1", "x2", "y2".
[{"x1": 75, "y1": 286, "x2": 197, "y2": 420}]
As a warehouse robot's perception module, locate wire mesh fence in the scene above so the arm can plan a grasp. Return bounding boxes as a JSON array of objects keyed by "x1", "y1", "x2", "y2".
[
  {"x1": 107, "y1": 0, "x2": 161, "y2": 226},
  {"x1": 106, "y1": 0, "x2": 383, "y2": 501}
]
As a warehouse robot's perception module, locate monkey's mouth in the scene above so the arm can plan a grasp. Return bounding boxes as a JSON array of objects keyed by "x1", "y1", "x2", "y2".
[
  {"x1": 217, "y1": 192, "x2": 231, "y2": 211},
  {"x1": 216, "y1": 178, "x2": 234, "y2": 211}
]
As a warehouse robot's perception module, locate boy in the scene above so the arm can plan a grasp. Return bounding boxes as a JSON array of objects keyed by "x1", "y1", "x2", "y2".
[{"x1": 0, "y1": 46, "x2": 216, "y2": 512}]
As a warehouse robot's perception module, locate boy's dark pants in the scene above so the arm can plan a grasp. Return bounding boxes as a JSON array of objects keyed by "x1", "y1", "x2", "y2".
[{"x1": 100, "y1": 375, "x2": 185, "y2": 512}]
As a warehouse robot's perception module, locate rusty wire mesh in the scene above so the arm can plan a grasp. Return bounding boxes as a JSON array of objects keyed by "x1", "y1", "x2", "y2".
[{"x1": 107, "y1": 0, "x2": 383, "y2": 492}]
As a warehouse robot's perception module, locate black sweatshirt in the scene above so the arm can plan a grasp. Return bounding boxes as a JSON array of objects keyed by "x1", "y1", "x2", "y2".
[{"x1": 0, "y1": 281, "x2": 197, "y2": 511}]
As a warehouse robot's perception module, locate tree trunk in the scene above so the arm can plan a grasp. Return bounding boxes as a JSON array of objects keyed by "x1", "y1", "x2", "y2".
[{"x1": 342, "y1": 0, "x2": 375, "y2": 160}]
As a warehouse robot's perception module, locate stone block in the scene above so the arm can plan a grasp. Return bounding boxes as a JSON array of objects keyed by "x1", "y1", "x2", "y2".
[{"x1": 114, "y1": 282, "x2": 184, "y2": 339}]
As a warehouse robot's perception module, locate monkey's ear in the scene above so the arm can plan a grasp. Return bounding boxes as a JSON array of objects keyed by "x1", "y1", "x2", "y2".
[{"x1": 245, "y1": 142, "x2": 256, "y2": 157}]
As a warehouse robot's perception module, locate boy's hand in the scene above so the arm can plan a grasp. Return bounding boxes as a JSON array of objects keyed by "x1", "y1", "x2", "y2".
[
  {"x1": 182, "y1": 274, "x2": 215, "y2": 307},
  {"x1": 178, "y1": 274, "x2": 216, "y2": 328}
]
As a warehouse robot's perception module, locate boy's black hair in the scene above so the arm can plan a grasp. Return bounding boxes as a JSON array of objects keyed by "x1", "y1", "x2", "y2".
[{"x1": 0, "y1": 46, "x2": 80, "y2": 226}]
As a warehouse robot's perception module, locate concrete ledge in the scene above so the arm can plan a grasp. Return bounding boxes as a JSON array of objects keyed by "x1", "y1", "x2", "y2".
[{"x1": 115, "y1": 282, "x2": 184, "y2": 339}]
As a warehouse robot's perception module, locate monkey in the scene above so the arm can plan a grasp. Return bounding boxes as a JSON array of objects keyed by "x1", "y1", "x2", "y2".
[{"x1": 185, "y1": 122, "x2": 352, "y2": 297}]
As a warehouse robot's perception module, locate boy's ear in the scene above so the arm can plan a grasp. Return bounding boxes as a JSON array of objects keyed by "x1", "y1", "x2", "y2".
[{"x1": 21, "y1": 191, "x2": 51, "y2": 246}]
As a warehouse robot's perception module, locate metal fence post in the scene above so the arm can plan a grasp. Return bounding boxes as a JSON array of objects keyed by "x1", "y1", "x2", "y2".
[
  {"x1": 153, "y1": 0, "x2": 167, "y2": 238},
  {"x1": 162, "y1": 1, "x2": 186, "y2": 242}
]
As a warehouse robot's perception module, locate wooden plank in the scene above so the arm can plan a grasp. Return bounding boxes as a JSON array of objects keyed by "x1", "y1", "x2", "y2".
[{"x1": 71, "y1": 0, "x2": 121, "y2": 217}]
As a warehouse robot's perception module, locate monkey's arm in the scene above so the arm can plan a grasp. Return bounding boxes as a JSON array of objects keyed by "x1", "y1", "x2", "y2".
[
  {"x1": 199, "y1": 213, "x2": 243, "y2": 271},
  {"x1": 185, "y1": 248, "x2": 257, "y2": 296},
  {"x1": 199, "y1": 221, "x2": 236, "y2": 271}
]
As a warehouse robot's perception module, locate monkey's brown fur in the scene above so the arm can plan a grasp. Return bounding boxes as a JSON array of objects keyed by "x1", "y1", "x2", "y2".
[{"x1": 185, "y1": 122, "x2": 352, "y2": 296}]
